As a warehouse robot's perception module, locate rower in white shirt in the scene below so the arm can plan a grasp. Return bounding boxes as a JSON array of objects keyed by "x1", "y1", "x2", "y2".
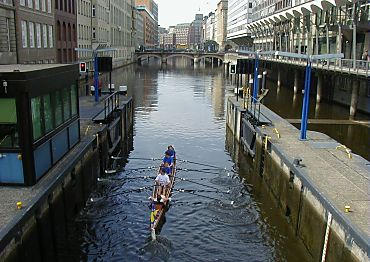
[{"x1": 154, "y1": 166, "x2": 170, "y2": 202}]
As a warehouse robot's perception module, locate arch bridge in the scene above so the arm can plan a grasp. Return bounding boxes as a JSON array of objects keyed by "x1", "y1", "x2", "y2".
[{"x1": 135, "y1": 51, "x2": 225, "y2": 64}]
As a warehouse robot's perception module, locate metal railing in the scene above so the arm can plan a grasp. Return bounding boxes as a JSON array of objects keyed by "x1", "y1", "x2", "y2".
[
  {"x1": 249, "y1": 53, "x2": 370, "y2": 77},
  {"x1": 244, "y1": 94, "x2": 262, "y2": 126},
  {"x1": 103, "y1": 91, "x2": 120, "y2": 120}
]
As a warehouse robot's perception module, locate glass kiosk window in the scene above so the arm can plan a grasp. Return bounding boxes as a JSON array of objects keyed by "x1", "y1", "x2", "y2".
[
  {"x1": 44, "y1": 94, "x2": 54, "y2": 133},
  {"x1": 31, "y1": 97, "x2": 42, "y2": 140},
  {"x1": 0, "y1": 99, "x2": 19, "y2": 148}
]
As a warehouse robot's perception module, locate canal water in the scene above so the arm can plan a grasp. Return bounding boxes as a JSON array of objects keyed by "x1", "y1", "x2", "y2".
[{"x1": 63, "y1": 58, "x2": 367, "y2": 261}]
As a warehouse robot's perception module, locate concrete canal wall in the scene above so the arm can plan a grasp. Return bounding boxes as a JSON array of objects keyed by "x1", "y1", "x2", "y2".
[
  {"x1": 0, "y1": 95, "x2": 133, "y2": 261},
  {"x1": 227, "y1": 96, "x2": 370, "y2": 261}
]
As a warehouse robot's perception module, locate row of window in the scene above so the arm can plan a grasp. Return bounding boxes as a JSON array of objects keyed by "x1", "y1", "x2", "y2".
[
  {"x1": 78, "y1": 24, "x2": 91, "y2": 40},
  {"x1": 31, "y1": 86, "x2": 77, "y2": 141},
  {"x1": 21, "y1": 20, "x2": 53, "y2": 49},
  {"x1": 55, "y1": 0, "x2": 75, "y2": 13},
  {"x1": 78, "y1": 0, "x2": 91, "y2": 17},
  {"x1": 20, "y1": 0, "x2": 52, "y2": 13},
  {"x1": 56, "y1": 21, "x2": 76, "y2": 42}
]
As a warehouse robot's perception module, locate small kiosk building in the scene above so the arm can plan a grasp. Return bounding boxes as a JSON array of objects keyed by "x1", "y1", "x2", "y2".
[{"x1": 0, "y1": 64, "x2": 80, "y2": 186}]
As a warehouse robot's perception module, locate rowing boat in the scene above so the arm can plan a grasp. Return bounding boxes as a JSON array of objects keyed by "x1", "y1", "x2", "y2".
[{"x1": 149, "y1": 157, "x2": 176, "y2": 240}]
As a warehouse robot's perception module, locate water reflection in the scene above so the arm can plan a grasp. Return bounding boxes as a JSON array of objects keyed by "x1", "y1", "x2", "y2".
[{"x1": 65, "y1": 58, "x2": 311, "y2": 261}]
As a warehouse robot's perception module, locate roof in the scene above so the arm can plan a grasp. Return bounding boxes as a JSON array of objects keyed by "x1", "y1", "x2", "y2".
[{"x1": 0, "y1": 64, "x2": 72, "y2": 73}]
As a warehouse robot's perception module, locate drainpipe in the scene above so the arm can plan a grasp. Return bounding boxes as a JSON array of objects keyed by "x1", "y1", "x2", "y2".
[
  {"x1": 326, "y1": 23, "x2": 329, "y2": 54},
  {"x1": 352, "y1": 2, "x2": 356, "y2": 69}
]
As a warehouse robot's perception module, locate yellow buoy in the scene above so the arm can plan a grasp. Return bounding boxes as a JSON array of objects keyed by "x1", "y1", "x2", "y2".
[
  {"x1": 344, "y1": 205, "x2": 351, "y2": 213},
  {"x1": 16, "y1": 202, "x2": 22, "y2": 209}
]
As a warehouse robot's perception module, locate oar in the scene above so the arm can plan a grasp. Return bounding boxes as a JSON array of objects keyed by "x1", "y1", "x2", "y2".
[
  {"x1": 176, "y1": 188, "x2": 230, "y2": 194},
  {"x1": 175, "y1": 159, "x2": 238, "y2": 174},
  {"x1": 105, "y1": 166, "x2": 157, "y2": 174},
  {"x1": 176, "y1": 177, "x2": 225, "y2": 191},
  {"x1": 111, "y1": 156, "x2": 162, "y2": 161},
  {"x1": 173, "y1": 188, "x2": 234, "y2": 204},
  {"x1": 90, "y1": 185, "x2": 155, "y2": 202},
  {"x1": 177, "y1": 168, "x2": 221, "y2": 175},
  {"x1": 97, "y1": 175, "x2": 157, "y2": 182}
]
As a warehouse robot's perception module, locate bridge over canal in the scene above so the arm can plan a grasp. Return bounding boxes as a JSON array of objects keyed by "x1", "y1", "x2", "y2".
[{"x1": 135, "y1": 51, "x2": 225, "y2": 64}]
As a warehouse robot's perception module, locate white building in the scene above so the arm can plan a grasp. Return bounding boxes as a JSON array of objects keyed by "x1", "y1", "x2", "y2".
[{"x1": 226, "y1": 0, "x2": 253, "y2": 48}]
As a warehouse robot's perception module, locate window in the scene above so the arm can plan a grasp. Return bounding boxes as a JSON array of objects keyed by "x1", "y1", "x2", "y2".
[
  {"x1": 43, "y1": 94, "x2": 54, "y2": 132},
  {"x1": 28, "y1": 22, "x2": 35, "y2": 48},
  {"x1": 63, "y1": 88, "x2": 71, "y2": 121},
  {"x1": 55, "y1": 0, "x2": 58, "y2": 9},
  {"x1": 47, "y1": 0, "x2": 51, "y2": 12},
  {"x1": 5, "y1": 18, "x2": 11, "y2": 51},
  {"x1": 36, "y1": 23, "x2": 41, "y2": 48},
  {"x1": 43, "y1": 24, "x2": 48, "y2": 48},
  {"x1": 20, "y1": 0, "x2": 25, "y2": 6},
  {"x1": 0, "y1": 99, "x2": 19, "y2": 148},
  {"x1": 21, "y1": 20, "x2": 28, "y2": 48},
  {"x1": 54, "y1": 90, "x2": 63, "y2": 127},
  {"x1": 48, "y1": 25, "x2": 53, "y2": 47},
  {"x1": 27, "y1": 0, "x2": 33, "y2": 8},
  {"x1": 92, "y1": 27, "x2": 96, "y2": 39},
  {"x1": 35, "y1": 0, "x2": 39, "y2": 9},
  {"x1": 71, "y1": 85, "x2": 77, "y2": 116},
  {"x1": 41, "y1": 0, "x2": 46, "y2": 11},
  {"x1": 31, "y1": 97, "x2": 42, "y2": 140},
  {"x1": 92, "y1": 4, "x2": 95, "y2": 17}
]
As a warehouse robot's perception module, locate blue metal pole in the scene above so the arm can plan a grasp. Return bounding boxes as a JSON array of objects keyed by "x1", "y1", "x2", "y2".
[
  {"x1": 252, "y1": 56, "x2": 259, "y2": 103},
  {"x1": 93, "y1": 52, "x2": 99, "y2": 102},
  {"x1": 300, "y1": 62, "x2": 312, "y2": 140}
]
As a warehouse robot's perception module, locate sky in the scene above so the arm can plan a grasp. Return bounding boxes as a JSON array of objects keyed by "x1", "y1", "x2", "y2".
[{"x1": 155, "y1": 0, "x2": 219, "y2": 28}]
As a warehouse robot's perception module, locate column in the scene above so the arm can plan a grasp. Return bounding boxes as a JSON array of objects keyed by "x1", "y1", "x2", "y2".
[
  {"x1": 294, "y1": 70, "x2": 299, "y2": 94},
  {"x1": 349, "y1": 79, "x2": 359, "y2": 117},
  {"x1": 316, "y1": 73, "x2": 323, "y2": 103}
]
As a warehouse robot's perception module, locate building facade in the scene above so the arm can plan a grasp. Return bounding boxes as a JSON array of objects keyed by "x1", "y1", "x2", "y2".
[
  {"x1": 189, "y1": 14, "x2": 203, "y2": 50},
  {"x1": 215, "y1": 0, "x2": 228, "y2": 50},
  {"x1": 247, "y1": 0, "x2": 369, "y2": 60},
  {"x1": 135, "y1": 0, "x2": 158, "y2": 46},
  {"x1": 136, "y1": 5, "x2": 155, "y2": 48},
  {"x1": 174, "y1": 23, "x2": 190, "y2": 49},
  {"x1": 16, "y1": 0, "x2": 56, "y2": 63},
  {"x1": 0, "y1": 0, "x2": 17, "y2": 64},
  {"x1": 109, "y1": 0, "x2": 135, "y2": 66},
  {"x1": 77, "y1": 0, "x2": 135, "y2": 69},
  {"x1": 135, "y1": 8, "x2": 144, "y2": 49},
  {"x1": 55, "y1": 0, "x2": 77, "y2": 63},
  {"x1": 226, "y1": 0, "x2": 253, "y2": 48},
  {"x1": 77, "y1": 0, "x2": 92, "y2": 68}
]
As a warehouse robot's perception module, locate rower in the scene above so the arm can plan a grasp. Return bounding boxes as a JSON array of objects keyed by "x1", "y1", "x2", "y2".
[
  {"x1": 162, "y1": 151, "x2": 174, "y2": 171},
  {"x1": 155, "y1": 166, "x2": 170, "y2": 201},
  {"x1": 167, "y1": 145, "x2": 176, "y2": 160}
]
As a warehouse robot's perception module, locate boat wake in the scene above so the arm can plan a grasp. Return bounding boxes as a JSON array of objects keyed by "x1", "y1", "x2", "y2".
[{"x1": 138, "y1": 236, "x2": 173, "y2": 261}]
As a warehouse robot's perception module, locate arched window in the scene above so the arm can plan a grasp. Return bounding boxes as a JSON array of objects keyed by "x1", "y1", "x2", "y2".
[
  {"x1": 72, "y1": 24, "x2": 76, "y2": 41},
  {"x1": 62, "y1": 22, "x2": 66, "y2": 41},
  {"x1": 64, "y1": 0, "x2": 67, "y2": 11},
  {"x1": 59, "y1": 0, "x2": 63, "y2": 10},
  {"x1": 68, "y1": 23, "x2": 71, "y2": 41},
  {"x1": 68, "y1": 0, "x2": 71, "y2": 13},
  {"x1": 55, "y1": 0, "x2": 58, "y2": 9},
  {"x1": 57, "y1": 21, "x2": 61, "y2": 41}
]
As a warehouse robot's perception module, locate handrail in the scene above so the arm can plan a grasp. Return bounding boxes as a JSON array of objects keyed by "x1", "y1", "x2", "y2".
[
  {"x1": 227, "y1": 52, "x2": 369, "y2": 77},
  {"x1": 103, "y1": 91, "x2": 120, "y2": 120}
]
